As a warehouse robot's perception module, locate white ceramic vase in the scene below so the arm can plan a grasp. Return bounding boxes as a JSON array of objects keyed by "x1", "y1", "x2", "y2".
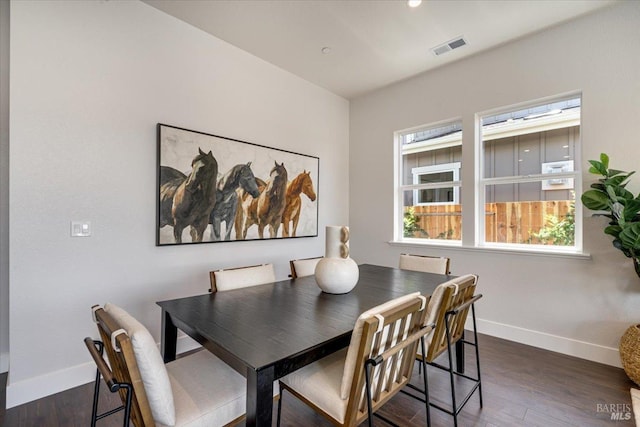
[{"x1": 315, "y1": 225, "x2": 359, "y2": 294}]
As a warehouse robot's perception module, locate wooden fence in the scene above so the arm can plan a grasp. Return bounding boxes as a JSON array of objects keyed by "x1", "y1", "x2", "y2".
[{"x1": 407, "y1": 200, "x2": 573, "y2": 244}]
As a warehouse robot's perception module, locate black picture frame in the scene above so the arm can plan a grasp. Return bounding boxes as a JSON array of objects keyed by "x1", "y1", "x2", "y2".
[{"x1": 157, "y1": 123, "x2": 319, "y2": 246}]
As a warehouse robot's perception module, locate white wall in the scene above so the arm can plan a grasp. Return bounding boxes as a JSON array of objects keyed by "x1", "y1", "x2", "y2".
[
  {"x1": 350, "y1": 2, "x2": 640, "y2": 367},
  {"x1": 8, "y1": 0, "x2": 349, "y2": 407}
]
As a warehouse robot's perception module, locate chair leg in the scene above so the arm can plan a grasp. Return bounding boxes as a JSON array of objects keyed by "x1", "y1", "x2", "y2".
[
  {"x1": 444, "y1": 315, "x2": 459, "y2": 427},
  {"x1": 121, "y1": 383, "x2": 133, "y2": 427},
  {"x1": 364, "y1": 361, "x2": 375, "y2": 427},
  {"x1": 420, "y1": 304, "x2": 482, "y2": 426},
  {"x1": 89, "y1": 340, "x2": 104, "y2": 427},
  {"x1": 87, "y1": 340, "x2": 134, "y2": 427},
  {"x1": 419, "y1": 337, "x2": 431, "y2": 427},
  {"x1": 471, "y1": 304, "x2": 483, "y2": 407},
  {"x1": 91, "y1": 367, "x2": 101, "y2": 427}
]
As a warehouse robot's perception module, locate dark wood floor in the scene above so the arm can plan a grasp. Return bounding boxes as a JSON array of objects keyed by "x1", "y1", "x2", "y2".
[{"x1": 1, "y1": 334, "x2": 635, "y2": 426}]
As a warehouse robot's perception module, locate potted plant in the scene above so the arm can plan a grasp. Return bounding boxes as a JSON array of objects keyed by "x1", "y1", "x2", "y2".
[
  {"x1": 583, "y1": 154, "x2": 640, "y2": 385},
  {"x1": 581, "y1": 153, "x2": 640, "y2": 278}
]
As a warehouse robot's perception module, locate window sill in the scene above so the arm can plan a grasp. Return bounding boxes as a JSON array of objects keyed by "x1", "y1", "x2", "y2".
[{"x1": 388, "y1": 240, "x2": 591, "y2": 260}]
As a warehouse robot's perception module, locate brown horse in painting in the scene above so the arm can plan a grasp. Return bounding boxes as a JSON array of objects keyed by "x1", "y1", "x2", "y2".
[
  {"x1": 281, "y1": 171, "x2": 316, "y2": 237},
  {"x1": 160, "y1": 148, "x2": 218, "y2": 244},
  {"x1": 234, "y1": 162, "x2": 287, "y2": 239},
  {"x1": 159, "y1": 166, "x2": 187, "y2": 230},
  {"x1": 234, "y1": 177, "x2": 266, "y2": 240}
]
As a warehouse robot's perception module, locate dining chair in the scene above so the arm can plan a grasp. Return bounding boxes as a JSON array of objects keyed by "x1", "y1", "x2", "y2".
[
  {"x1": 277, "y1": 292, "x2": 434, "y2": 427},
  {"x1": 399, "y1": 253, "x2": 450, "y2": 275},
  {"x1": 406, "y1": 274, "x2": 482, "y2": 427},
  {"x1": 289, "y1": 256, "x2": 322, "y2": 278},
  {"x1": 209, "y1": 263, "x2": 276, "y2": 292},
  {"x1": 85, "y1": 303, "x2": 247, "y2": 427}
]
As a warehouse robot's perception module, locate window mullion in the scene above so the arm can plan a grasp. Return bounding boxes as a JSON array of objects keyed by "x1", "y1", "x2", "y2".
[
  {"x1": 400, "y1": 181, "x2": 462, "y2": 191},
  {"x1": 481, "y1": 172, "x2": 579, "y2": 186}
]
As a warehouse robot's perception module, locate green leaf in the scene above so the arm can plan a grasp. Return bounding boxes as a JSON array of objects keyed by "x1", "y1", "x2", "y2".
[
  {"x1": 588, "y1": 160, "x2": 607, "y2": 176},
  {"x1": 620, "y1": 223, "x2": 640, "y2": 252},
  {"x1": 621, "y1": 199, "x2": 640, "y2": 222},
  {"x1": 604, "y1": 225, "x2": 622, "y2": 237},
  {"x1": 581, "y1": 190, "x2": 609, "y2": 211},
  {"x1": 613, "y1": 239, "x2": 633, "y2": 258},
  {"x1": 604, "y1": 172, "x2": 634, "y2": 188},
  {"x1": 600, "y1": 153, "x2": 609, "y2": 169},
  {"x1": 607, "y1": 169, "x2": 632, "y2": 179},
  {"x1": 606, "y1": 184, "x2": 634, "y2": 202}
]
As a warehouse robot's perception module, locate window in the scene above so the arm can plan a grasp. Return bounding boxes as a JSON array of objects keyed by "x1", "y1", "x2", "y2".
[
  {"x1": 479, "y1": 96, "x2": 581, "y2": 251},
  {"x1": 395, "y1": 93, "x2": 582, "y2": 254},
  {"x1": 412, "y1": 162, "x2": 460, "y2": 205},
  {"x1": 396, "y1": 121, "x2": 462, "y2": 242}
]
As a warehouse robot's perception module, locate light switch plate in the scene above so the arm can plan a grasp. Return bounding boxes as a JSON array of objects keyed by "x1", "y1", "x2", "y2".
[{"x1": 71, "y1": 221, "x2": 91, "y2": 237}]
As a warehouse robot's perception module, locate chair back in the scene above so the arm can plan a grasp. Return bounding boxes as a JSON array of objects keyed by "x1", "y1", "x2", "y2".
[
  {"x1": 424, "y1": 274, "x2": 479, "y2": 362},
  {"x1": 341, "y1": 293, "x2": 430, "y2": 426},
  {"x1": 86, "y1": 305, "x2": 155, "y2": 427},
  {"x1": 210, "y1": 263, "x2": 276, "y2": 292},
  {"x1": 289, "y1": 257, "x2": 322, "y2": 278},
  {"x1": 399, "y1": 253, "x2": 450, "y2": 275}
]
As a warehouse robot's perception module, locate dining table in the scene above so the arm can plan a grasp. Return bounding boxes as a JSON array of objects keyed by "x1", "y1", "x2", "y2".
[{"x1": 157, "y1": 263, "x2": 457, "y2": 426}]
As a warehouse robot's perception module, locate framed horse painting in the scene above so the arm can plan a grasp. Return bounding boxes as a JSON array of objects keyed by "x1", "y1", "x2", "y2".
[{"x1": 157, "y1": 123, "x2": 319, "y2": 245}]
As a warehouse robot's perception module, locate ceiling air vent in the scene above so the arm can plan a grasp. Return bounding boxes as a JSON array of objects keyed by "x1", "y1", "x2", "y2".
[{"x1": 432, "y1": 36, "x2": 467, "y2": 56}]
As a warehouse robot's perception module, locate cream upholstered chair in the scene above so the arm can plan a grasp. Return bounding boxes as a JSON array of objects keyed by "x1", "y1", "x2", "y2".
[
  {"x1": 399, "y1": 253, "x2": 450, "y2": 275},
  {"x1": 289, "y1": 256, "x2": 322, "y2": 278},
  {"x1": 407, "y1": 274, "x2": 482, "y2": 427},
  {"x1": 277, "y1": 292, "x2": 434, "y2": 427},
  {"x1": 85, "y1": 304, "x2": 247, "y2": 427},
  {"x1": 209, "y1": 263, "x2": 276, "y2": 292}
]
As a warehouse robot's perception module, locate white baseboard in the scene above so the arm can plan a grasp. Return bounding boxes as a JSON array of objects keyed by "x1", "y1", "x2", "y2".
[
  {"x1": 6, "y1": 335, "x2": 202, "y2": 409},
  {"x1": 6, "y1": 361, "x2": 96, "y2": 409},
  {"x1": 476, "y1": 318, "x2": 621, "y2": 368},
  {"x1": 0, "y1": 351, "x2": 8, "y2": 373}
]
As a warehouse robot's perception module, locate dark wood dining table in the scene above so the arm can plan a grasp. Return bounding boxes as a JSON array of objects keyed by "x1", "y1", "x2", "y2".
[{"x1": 157, "y1": 263, "x2": 455, "y2": 426}]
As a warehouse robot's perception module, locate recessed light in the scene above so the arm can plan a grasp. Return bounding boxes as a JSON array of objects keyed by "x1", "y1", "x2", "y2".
[
  {"x1": 321, "y1": 47, "x2": 332, "y2": 54},
  {"x1": 408, "y1": 0, "x2": 422, "y2": 7}
]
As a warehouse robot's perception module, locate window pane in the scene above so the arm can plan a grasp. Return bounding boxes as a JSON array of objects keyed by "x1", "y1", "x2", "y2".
[
  {"x1": 420, "y1": 171, "x2": 454, "y2": 184},
  {"x1": 401, "y1": 122, "x2": 462, "y2": 186},
  {"x1": 402, "y1": 189, "x2": 461, "y2": 241},
  {"x1": 482, "y1": 98, "x2": 580, "y2": 179},
  {"x1": 484, "y1": 184, "x2": 575, "y2": 246},
  {"x1": 418, "y1": 186, "x2": 454, "y2": 204}
]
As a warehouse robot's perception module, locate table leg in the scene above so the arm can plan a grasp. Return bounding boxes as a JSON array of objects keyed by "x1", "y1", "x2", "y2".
[
  {"x1": 161, "y1": 309, "x2": 177, "y2": 363},
  {"x1": 246, "y1": 366, "x2": 275, "y2": 427}
]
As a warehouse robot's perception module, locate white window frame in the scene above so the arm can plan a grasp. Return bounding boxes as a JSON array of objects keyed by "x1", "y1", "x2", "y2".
[
  {"x1": 394, "y1": 120, "x2": 462, "y2": 243},
  {"x1": 393, "y1": 92, "x2": 585, "y2": 256},
  {"x1": 476, "y1": 94, "x2": 583, "y2": 253},
  {"x1": 411, "y1": 162, "x2": 461, "y2": 205}
]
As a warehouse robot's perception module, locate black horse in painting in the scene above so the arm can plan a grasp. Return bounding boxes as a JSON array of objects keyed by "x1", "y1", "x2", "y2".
[
  {"x1": 159, "y1": 148, "x2": 218, "y2": 243},
  {"x1": 209, "y1": 162, "x2": 260, "y2": 241}
]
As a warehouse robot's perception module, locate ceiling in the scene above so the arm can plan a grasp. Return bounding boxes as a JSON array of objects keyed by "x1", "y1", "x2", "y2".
[{"x1": 143, "y1": 0, "x2": 615, "y2": 99}]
